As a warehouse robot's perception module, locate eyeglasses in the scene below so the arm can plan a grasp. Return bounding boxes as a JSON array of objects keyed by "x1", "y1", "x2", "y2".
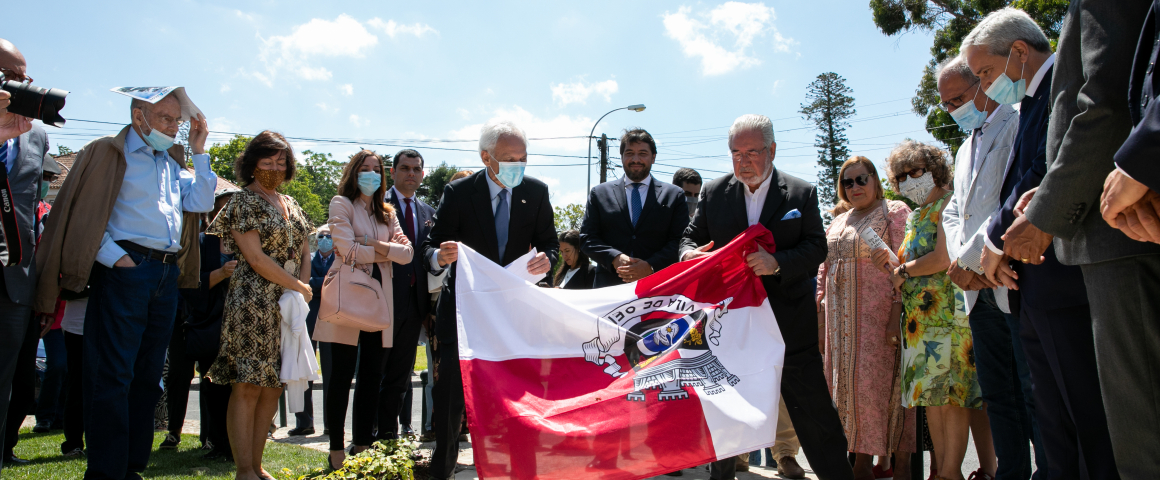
[
  {"x1": 841, "y1": 173, "x2": 871, "y2": 189},
  {"x1": 317, "y1": 235, "x2": 332, "y2": 239},
  {"x1": 938, "y1": 80, "x2": 981, "y2": 112},
  {"x1": 731, "y1": 146, "x2": 769, "y2": 162},
  {"x1": 894, "y1": 167, "x2": 926, "y2": 183},
  {"x1": 0, "y1": 68, "x2": 32, "y2": 84}
]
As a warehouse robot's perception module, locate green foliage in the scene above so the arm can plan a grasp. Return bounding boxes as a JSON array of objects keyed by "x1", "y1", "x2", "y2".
[
  {"x1": 206, "y1": 136, "x2": 333, "y2": 226},
  {"x1": 869, "y1": 0, "x2": 1069, "y2": 155},
  {"x1": 208, "y1": 134, "x2": 250, "y2": 183},
  {"x1": 301, "y1": 150, "x2": 344, "y2": 209},
  {"x1": 554, "y1": 203, "x2": 585, "y2": 235},
  {"x1": 280, "y1": 438, "x2": 420, "y2": 480},
  {"x1": 418, "y1": 162, "x2": 460, "y2": 207},
  {"x1": 801, "y1": 72, "x2": 856, "y2": 211},
  {"x1": 56, "y1": 145, "x2": 73, "y2": 156},
  {"x1": 282, "y1": 168, "x2": 328, "y2": 226}
]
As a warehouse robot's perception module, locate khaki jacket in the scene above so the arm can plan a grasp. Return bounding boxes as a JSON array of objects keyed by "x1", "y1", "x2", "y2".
[
  {"x1": 34, "y1": 126, "x2": 200, "y2": 313},
  {"x1": 312, "y1": 195, "x2": 412, "y2": 347}
]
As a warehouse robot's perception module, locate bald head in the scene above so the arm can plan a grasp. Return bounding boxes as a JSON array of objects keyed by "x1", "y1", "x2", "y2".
[{"x1": 0, "y1": 39, "x2": 27, "y2": 82}]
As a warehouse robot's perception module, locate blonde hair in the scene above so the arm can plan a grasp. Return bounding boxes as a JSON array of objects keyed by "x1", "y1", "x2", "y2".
[{"x1": 835, "y1": 156, "x2": 884, "y2": 204}]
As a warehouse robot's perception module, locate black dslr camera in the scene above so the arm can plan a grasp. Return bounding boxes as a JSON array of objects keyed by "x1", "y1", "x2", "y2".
[{"x1": 0, "y1": 73, "x2": 67, "y2": 127}]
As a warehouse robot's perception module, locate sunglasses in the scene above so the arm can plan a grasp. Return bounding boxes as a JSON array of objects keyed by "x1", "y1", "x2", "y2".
[
  {"x1": 894, "y1": 167, "x2": 926, "y2": 183},
  {"x1": 841, "y1": 173, "x2": 871, "y2": 189}
]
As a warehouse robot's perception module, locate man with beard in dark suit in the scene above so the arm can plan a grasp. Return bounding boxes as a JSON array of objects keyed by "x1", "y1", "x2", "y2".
[{"x1": 422, "y1": 119, "x2": 558, "y2": 480}]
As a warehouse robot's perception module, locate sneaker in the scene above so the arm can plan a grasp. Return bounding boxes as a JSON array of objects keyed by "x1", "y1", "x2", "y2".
[
  {"x1": 159, "y1": 433, "x2": 180, "y2": 450},
  {"x1": 32, "y1": 421, "x2": 53, "y2": 433},
  {"x1": 63, "y1": 448, "x2": 86, "y2": 458}
]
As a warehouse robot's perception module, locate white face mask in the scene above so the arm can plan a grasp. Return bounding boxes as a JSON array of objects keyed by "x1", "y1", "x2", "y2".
[{"x1": 899, "y1": 172, "x2": 936, "y2": 204}]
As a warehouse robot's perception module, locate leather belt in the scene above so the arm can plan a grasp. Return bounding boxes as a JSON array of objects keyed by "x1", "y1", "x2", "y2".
[{"x1": 115, "y1": 240, "x2": 178, "y2": 264}]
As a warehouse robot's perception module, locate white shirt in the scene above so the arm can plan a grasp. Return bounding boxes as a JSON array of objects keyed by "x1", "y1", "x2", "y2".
[
  {"x1": 742, "y1": 170, "x2": 774, "y2": 226},
  {"x1": 390, "y1": 186, "x2": 419, "y2": 235},
  {"x1": 624, "y1": 176, "x2": 653, "y2": 224},
  {"x1": 562, "y1": 266, "x2": 580, "y2": 286}
]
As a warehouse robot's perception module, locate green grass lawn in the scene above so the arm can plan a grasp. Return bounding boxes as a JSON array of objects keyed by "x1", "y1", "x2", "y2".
[
  {"x1": 414, "y1": 345, "x2": 427, "y2": 372},
  {"x1": 3, "y1": 429, "x2": 325, "y2": 479}
]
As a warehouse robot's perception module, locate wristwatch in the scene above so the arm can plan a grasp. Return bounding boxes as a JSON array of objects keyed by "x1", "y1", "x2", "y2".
[{"x1": 897, "y1": 264, "x2": 910, "y2": 280}]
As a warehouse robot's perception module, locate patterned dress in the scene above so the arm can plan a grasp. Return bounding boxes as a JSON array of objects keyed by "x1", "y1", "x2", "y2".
[
  {"x1": 898, "y1": 192, "x2": 982, "y2": 409},
  {"x1": 817, "y1": 200, "x2": 915, "y2": 456},
  {"x1": 206, "y1": 188, "x2": 313, "y2": 389}
]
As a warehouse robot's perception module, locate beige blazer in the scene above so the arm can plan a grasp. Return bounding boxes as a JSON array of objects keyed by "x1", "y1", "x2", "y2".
[{"x1": 313, "y1": 195, "x2": 413, "y2": 347}]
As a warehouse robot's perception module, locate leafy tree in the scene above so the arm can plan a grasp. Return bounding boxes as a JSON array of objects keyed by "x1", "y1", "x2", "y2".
[
  {"x1": 207, "y1": 135, "x2": 250, "y2": 182},
  {"x1": 300, "y1": 150, "x2": 344, "y2": 207},
  {"x1": 56, "y1": 145, "x2": 73, "y2": 157},
  {"x1": 800, "y1": 72, "x2": 856, "y2": 210},
  {"x1": 869, "y1": 0, "x2": 1068, "y2": 155},
  {"x1": 419, "y1": 162, "x2": 460, "y2": 207},
  {"x1": 282, "y1": 168, "x2": 328, "y2": 226},
  {"x1": 206, "y1": 135, "x2": 329, "y2": 225},
  {"x1": 554, "y1": 203, "x2": 585, "y2": 234}
]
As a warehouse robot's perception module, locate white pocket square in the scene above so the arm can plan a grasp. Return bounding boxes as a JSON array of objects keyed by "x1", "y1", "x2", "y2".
[{"x1": 781, "y1": 209, "x2": 801, "y2": 220}]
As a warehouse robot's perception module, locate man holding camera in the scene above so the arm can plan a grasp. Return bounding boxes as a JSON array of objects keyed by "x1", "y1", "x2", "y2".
[{"x1": 0, "y1": 38, "x2": 49, "y2": 470}]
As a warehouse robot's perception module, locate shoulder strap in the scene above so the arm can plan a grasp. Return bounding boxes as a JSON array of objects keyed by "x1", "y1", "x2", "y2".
[{"x1": 879, "y1": 199, "x2": 892, "y2": 247}]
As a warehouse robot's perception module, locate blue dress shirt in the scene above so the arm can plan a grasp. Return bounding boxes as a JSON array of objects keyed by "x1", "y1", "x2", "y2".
[{"x1": 95, "y1": 127, "x2": 217, "y2": 267}]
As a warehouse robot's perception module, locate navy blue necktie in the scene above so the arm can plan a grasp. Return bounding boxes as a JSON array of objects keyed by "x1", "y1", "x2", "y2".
[
  {"x1": 496, "y1": 189, "x2": 510, "y2": 260},
  {"x1": 630, "y1": 183, "x2": 643, "y2": 227},
  {"x1": 0, "y1": 141, "x2": 8, "y2": 172}
]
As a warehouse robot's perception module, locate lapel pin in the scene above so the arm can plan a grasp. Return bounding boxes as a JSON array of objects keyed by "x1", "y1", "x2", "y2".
[{"x1": 521, "y1": 199, "x2": 526, "y2": 204}]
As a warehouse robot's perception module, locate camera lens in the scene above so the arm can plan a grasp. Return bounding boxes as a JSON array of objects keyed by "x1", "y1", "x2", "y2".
[{"x1": 1, "y1": 81, "x2": 68, "y2": 127}]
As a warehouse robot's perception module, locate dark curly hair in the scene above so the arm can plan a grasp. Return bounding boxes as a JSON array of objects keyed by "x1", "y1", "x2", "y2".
[
  {"x1": 884, "y1": 140, "x2": 952, "y2": 192},
  {"x1": 338, "y1": 149, "x2": 394, "y2": 225},
  {"x1": 234, "y1": 130, "x2": 296, "y2": 187}
]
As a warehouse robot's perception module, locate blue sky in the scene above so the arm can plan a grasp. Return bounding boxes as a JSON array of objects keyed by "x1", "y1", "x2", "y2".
[{"x1": 11, "y1": 0, "x2": 938, "y2": 208}]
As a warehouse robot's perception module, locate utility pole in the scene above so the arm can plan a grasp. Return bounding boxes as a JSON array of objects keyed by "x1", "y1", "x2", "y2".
[{"x1": 597, "y1": 133, "x2": 609, "y2": 184}]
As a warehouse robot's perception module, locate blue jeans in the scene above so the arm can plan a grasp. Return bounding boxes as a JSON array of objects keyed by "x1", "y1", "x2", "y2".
[
  {"x1": 83, "y1": 251, "x2": 179, "y2": 480},
  {"x1": 36, "y1": 328, "x2": 68, "y2": 426},
  {"x1": 970, "y1": 289, "x2": 1045, "y2": 480}
]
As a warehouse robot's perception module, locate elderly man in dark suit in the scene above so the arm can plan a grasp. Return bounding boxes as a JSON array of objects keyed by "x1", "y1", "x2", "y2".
[
  {"x1": 422, "y1": 119, "x2": 558, "y2": 480},
  {"x1": 378, "y1": 148, "x2": 436, "y2": 440},
  {"x1": 965, "y1": 7, "x2": 1121, "y2": 479},
  {"x1": 681, "y1": 114, "x2": 852, "y2": 480},
  {"x1": 580, "y1": 128, "x2": 688, "y2": 288},
  {"x1": 0, "y1": 38, "x2": 48, "y2": 469}
]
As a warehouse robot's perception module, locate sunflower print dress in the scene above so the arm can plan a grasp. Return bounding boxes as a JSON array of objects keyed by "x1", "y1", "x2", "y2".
[
  {"x1": 206, "y1": 188, "x2": 313, "y2": 389},
  {"x1": 897, "y1": 192, "x2": 982, "y2": 409}
]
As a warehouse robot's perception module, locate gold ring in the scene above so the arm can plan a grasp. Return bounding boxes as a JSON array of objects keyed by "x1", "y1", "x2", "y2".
[
  {"x1": 891, "y1": 336, "x2": 898, "y2": 342},
  {"x1": 1022, "y1": 258, "x2": 1029, "y2": 263}
]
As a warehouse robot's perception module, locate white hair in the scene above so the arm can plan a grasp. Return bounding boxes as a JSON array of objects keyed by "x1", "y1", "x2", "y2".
[
  {"x1": 935, "y1": 55, "x2": 978, "y2": 85},
  {"x1": 961, "y1": 7, "x2": 1051, "y2": 56},
  {"x1": 728, "y1": 114, "x2": 776, "y2": 148},
  {"x1": 479, "y1": 119, "x2": 528, "y2": 155}
]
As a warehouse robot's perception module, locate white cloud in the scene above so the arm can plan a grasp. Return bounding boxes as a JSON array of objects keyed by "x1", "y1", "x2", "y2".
[
  {"x1": 539, "y1": 176, "x2": 561, "y2": 187},
  {"x1": 662, "y1": 2, "x2": 796, "y2": 76},
  {"x1": 339, "y1": 84, "x2": 354, "y2": 95},
  {"x1": 367, "y1": 18, "x2": 438, "y2": 38},
  {"x1": 450, "y1": 106, "x2": 594, "y2": 152},
  {"x1": 316, "y1": 102, "x2": 338, "y2": 113},
  {"x1": 771, "y1": 79, "x2": 781, "y2": 95},
  {"x1": 220, "y1": 83, "x2": 231, "y2": 93},
  {"x1": 456, "y1": 108, "x2": 472, "y2": 120},
  {"x1": 235, "y1": 10, "x2": 257, "y2": 23},
  {"x1": 350, "y1": 114, "x2": 369, "y2": 127},
  {"x1": 209, "y1": 117, "x2": 236, "y2": 134},
  {"x1": 550, "y1": 78, "x2": 618, "y2": 107}
]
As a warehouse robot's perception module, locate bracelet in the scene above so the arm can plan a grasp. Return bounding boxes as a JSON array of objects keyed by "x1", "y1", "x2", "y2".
[{"x1": 363, "y1": 234, "x2": 368, "y2": 246}]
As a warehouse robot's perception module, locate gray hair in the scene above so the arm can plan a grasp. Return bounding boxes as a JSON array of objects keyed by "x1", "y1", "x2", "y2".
[
  {"x1": 478, "y1": 119, "x2": 528, "y2": 155},
  {"x1": 728, "y1": 114, "x2": 776, "y2": 148},
  {"x1": 961, "y1": 7, "x2": 1051, "y2": 56},
  {"x1": 935, "y1": 55, "x2": 978, "y2": 86}
]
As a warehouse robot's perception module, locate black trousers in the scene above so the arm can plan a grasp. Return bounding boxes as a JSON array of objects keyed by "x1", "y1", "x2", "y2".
[
  {"x1": 1081, "y1": 255, "x2": 1160, "y2": 480},
  {"x1": 430, "y1": 340, "x2": 467, "y2": 480},
  {"x1": 0, "y1": 286, "x2": 31, "y2": 470},
  {"x1": 200, "y1": 368, "x2": 231, "y2": 454},
  {"x1": 325, "y1": 329, "x2": 386, "y2": 451},
  {"x1": 377, "y1": 288, "x2": 423, "y2": 440},
  {"x1": 62, "y1": 331, "x2": 85, "y2": 453},
  {"x1": 1018, "y1": 299, "x2": 1119, "y2": 480},
  {"x1": 3, "y1": 313, "x2": 38, "y2": 457},
  {"x1": 709, "y1": 347, "x2": 854, "y2": 480},
  {"x1": 164, "y1": 320, "x2": 196, "y2": 438}
]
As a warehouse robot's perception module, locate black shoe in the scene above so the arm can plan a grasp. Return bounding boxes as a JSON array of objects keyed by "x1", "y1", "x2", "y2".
[
  {"x1": 287, "y1": 426, "x2": 315, "y2": 436},
  {"x1": 327, "y1": 451, "x2": 344, "y2": 471},
  {"x1": 419, "y1": 430, "x2": 435, "y2": 442},
  {"x1": 159, "y1": 433, "x2": 180, "y2": 450},
  {"x1": 62, "y1": 448, "x2": 86, "y2": 458},
  {"x1": 665, "y1": 470, "x2": 683, "y2": 476},
  {"x1": 322, "y1": 428, "x2": 330, "y2": 436},
  {"x1": 32, "y1": 421, "x2": 52, "y2": 433},
  {"x1": 400, "y1": 425, "x2": 415, "y2": 436},
  {"x1": 203, "y1": 449, "x2": 233, "y2": 462},
  {"x1": 3, "y1": 454, "x2": 29, "y2": 465}
]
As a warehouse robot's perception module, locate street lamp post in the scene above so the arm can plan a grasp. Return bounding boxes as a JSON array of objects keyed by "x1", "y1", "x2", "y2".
[{"x1": 587, "y1": 104, "x2": 646, "y2": 195}]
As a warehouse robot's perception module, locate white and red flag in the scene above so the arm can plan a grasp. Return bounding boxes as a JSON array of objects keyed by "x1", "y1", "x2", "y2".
[{"x1": 455, "y1": 225, "x2": 786, "y2": 480}]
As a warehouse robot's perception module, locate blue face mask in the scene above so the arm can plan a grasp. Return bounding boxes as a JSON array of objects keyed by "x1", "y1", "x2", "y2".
[
  {"x1": 950, "y1": 83, "x2": 989, "y2": 131},
  {"x1": 357, "y1": 171, "x2": 381, "y2": 196},
  {"x1": 984, "y1": 49, "x2": 1027, "y2": 105},
  {"x1": 494, "y1": 161, "x2": 527, "y2": 188},
  {"x1": 39, "y1": 180, "x2": 49, "y2": 200},
  {"x1": 139, "y1": 115, "x2": 176, "y2": 152},
  {"x1": 317, "y1": 236, "x2": 333, "y2": 253}
]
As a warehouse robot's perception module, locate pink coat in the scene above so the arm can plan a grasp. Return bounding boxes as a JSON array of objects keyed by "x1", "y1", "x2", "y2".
[{"x1": 312, "y1": 195, "x2": 413, "y2": 347}]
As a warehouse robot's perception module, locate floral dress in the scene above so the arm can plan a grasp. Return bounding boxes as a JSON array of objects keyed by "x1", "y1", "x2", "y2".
[
  {"x1": 206, "y1": 188, "x2": 313, "y2": 388},
  {"x1": 898, "y1": 192, "x2": 982, "y2": 409},
  {"x1": 817, "y1": 200, "x2": 916, "y2": 455}
]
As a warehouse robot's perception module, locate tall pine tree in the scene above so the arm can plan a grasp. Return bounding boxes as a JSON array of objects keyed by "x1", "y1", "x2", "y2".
[{"x1": 800, "y1": 72, "x2": 856, "y2": 211}]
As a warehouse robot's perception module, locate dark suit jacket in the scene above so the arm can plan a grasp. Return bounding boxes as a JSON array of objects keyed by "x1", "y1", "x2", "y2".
[
  {"x1": 387, "y1": 189, "x2": 436, "y2": 320},
  {"x1": 1116, "y1": 0, "x2": 1160, "y2": 193},
  {"x1": 986, "y1": 64, "x2": 1089, "y2": 309},
  {"x1": 1026, "y1": 0, "x2": 1159, "y2": 265},
  {"x1": 560, "y1": 263, "x2": 596, "y2": 290},
  {"x1": 679, "y1": 170, "x2": 826, "y2": 355},
  {"x1": 179, "y1": 233, "x2": 231, "y2": 360},
  {"x1": 307, "y1": 250, "x2": 336, "y2": 332},
  {"x1": 1, "y1": 126, "x2": 47, "y2": 305},
  {"x1": 580, "y1": 176, "x2": 689, "y2": 288},
  {"x1": 422, "y1": 170, "x2": 559, "y2": 342}
]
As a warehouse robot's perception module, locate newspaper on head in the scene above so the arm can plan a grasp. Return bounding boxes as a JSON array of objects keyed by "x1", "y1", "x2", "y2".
[
  {"x1": 859, "y1": 227, "x2": 899, "y2": 265},
  {"x1": 110, "y1": 86, "x2": 204, "y2": 123}
]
